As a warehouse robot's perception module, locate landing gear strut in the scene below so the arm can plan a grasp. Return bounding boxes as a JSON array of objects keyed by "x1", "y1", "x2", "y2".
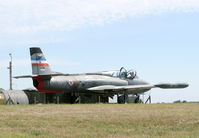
[
  {"x1": 123, "y1": 93, "x2": 128, "y2": 104},
  {"x1": 145, "y1": 95, "x2": 151, "y2": 104},
  {"x1": 134, "y1": 95, "x2": 143, "y2": 103}
]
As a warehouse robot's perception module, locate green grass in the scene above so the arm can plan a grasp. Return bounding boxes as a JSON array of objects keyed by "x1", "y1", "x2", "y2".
[{"x1": 0, "y1": 104, "x2": 199, "y2": 138}]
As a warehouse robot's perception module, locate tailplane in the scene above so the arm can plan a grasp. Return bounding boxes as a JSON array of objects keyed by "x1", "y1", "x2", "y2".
[{"x1": 30, "y1": 47, "x2": 52, "y2": 75}]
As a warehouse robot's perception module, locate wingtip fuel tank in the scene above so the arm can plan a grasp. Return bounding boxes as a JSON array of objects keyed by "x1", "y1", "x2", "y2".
[{"x1": 155, "y1": 82, "x2": 189, "y2": 89}]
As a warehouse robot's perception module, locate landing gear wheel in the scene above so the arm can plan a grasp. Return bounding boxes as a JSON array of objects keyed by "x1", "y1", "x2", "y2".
[{"x1": 135, "y1": 95, "x2": 143, "y2": 103}]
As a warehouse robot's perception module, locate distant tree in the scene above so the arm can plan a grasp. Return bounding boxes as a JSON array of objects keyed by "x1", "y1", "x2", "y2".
[
  {"x1": 173, "y1": 100, "x2": 187, "y2": 103},
  {"x1": 173, "y1": 100, "x2": 181, "y2": 103}
]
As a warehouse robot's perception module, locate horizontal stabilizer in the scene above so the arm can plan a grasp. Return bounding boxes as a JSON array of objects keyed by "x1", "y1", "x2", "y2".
[
  {"x1": 14, "y1": 75, "x2": 37, "y2": 79},
  {"x1": 14, "y1": 73, "x2": 65, "y2": 79}
]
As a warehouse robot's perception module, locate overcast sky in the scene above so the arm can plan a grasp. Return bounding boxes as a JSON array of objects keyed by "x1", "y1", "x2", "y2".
[{"x1": 0, "y1": 0, "x2": 198, "y2": 103}]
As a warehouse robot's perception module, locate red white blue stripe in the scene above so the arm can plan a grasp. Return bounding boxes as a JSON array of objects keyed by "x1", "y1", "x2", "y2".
[{"x1": 31, "y1": 58, "x2": 49, "y2": 67}]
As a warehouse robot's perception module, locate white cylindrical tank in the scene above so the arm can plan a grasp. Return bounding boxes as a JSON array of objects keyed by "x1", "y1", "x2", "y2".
[
  {"x1": 0, "y1": 93, "x2": 5, "y2": 104},
  {"x1": 0, "y1": 90, "x2": 29, "y2": 104}
]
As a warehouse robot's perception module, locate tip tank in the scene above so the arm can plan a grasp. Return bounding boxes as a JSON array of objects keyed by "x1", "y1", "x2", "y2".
[{"x1": 155, "y1": 82, "x2": 189, "y2": 89}]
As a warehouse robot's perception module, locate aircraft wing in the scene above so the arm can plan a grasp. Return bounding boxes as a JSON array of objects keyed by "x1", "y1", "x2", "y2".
[
  {"x1": 87, "y1": 82, "x2": 188, "y2": 94},
  {"x1": 87, "y1": 84, "x2": 155, "y2": 94}
]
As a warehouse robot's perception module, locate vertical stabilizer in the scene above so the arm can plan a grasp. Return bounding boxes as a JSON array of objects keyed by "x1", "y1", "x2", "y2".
[{"x1": 30, "y1": 47, "x2": 52, "y2": 75}]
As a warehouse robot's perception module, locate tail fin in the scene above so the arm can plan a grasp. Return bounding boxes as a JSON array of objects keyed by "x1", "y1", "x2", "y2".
[{"x1": 30, "y1": 47, "x2": 52, "y2": 75}]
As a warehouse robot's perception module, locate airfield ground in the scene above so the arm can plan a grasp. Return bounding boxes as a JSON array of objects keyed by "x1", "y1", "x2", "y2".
[{"x1": 0, "y1": 104, "x2": 199, "y2": 138}]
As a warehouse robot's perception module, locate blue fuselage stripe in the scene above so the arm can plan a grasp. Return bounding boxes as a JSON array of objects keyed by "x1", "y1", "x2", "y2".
[{"x1": 31, "y1": 58, "x2": 46, "y2": 61}]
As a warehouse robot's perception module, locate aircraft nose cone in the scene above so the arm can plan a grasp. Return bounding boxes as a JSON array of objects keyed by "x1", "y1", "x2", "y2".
[
  {"x1": 172, "y1": 82, "x2": 189, "y2": 88},
  {"x1": 183, "y1": 83, "x2": 189, "y2": 88}
]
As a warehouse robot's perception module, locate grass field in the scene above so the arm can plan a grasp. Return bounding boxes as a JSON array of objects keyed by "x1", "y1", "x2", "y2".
[{"x1": 0, "y1": 104, "x2": 199, "y2": 138}]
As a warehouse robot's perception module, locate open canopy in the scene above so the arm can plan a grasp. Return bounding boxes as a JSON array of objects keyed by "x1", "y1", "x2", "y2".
[{"x1": 97, "y1": 67, "x2": 137, "y2": 80}]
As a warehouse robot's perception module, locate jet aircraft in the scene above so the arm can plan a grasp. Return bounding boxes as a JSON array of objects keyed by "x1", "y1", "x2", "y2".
[{"x1": 15, "y1": 47, "x2": 189, "y2": 103}]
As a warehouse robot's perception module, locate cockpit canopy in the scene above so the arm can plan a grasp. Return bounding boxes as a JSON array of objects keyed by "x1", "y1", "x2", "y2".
[
  {"x1": 98, "y1": 67, "x2": 137, "y2": 79},
  {"x1": 119, "y1": 67, "x2": 137, "y2": 79}
]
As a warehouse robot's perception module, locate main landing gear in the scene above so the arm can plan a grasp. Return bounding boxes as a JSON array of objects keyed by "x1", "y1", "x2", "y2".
[{"x1": 117, "y1": 93, "x2": 151, "y2": 104}]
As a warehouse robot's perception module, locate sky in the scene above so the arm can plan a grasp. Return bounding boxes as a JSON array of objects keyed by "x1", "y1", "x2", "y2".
[{"x1": 0, "y1": 0, "x2": 198, "y2": 103}]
